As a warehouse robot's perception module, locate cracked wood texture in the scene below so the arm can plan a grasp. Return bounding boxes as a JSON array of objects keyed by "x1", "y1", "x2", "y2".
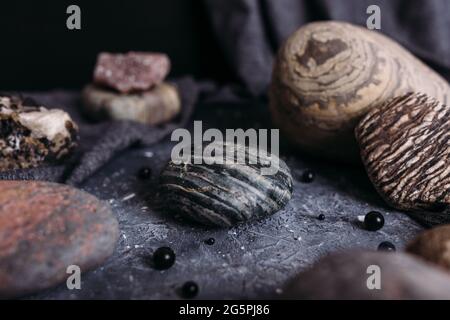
[
  {"x1": 356, "y1": 92, "x2": 450, "y2": 220},
  {"x1": 269, "y1": 21, "x2": 450, "y2": 163}
]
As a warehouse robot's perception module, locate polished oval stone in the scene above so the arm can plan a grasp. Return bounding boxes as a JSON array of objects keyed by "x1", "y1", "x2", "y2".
[
  {"x1": 159, "y1": 142, "x2": 293, "y2": 227},
  {"x1": 283, "y1": 250, "x2": 450, "y2": 299},
  {"x1": 407, "y1": 225, "x2": 450, "y2": 270},
  {"x1": 356, "y1": 92, "x2": 450, "y2": 225},
  {"x1": 0, "y1": 180, "x2": 119, "y2": 298}
]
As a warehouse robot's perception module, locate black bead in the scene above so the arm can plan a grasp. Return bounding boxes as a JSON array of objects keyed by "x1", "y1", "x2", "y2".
[
  {"x1": 153, "y1": 247, "x2": 175, "y2": 270},
  {"x1": 364, "y1": 211, "x2": 385, "y2": 231},
  {"x1": 300, "y1": 169, "x2": 315, "y2": 183},
  {"x1": 204, "y1": 238, "x2": 215, "y2": 245},
  {"x1": 138, "y1": 167, "x2": 152, "y2": 180},
  {"x1": 318, "y1": 214, "x2": 325, "y2": 221},
  {"x1": 181, "y1": 281, "x2": 199, "y2": 299},
  {"x1": 378, "y1": 241, "x2": 396, "y2": 252}
]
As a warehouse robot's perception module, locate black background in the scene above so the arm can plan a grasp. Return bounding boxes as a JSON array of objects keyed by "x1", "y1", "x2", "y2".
[{"x1": 0, "y1": 0, "x2": 232, "y2": 90}]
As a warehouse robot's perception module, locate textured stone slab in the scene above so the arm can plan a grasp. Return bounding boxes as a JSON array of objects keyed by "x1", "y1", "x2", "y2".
[
  {"x1": 0, "y1": 95, "x2": 78, "y2": 171},
  {"x1": 93, "y1": 52, "x2": 170, "y2": 93},
  {"x1": 0, "y1": 180, "x2": 119, "y2": 298},
  {"x1": 82, "y1": 82, "x2": 180, "y2": 125},
  {"x1": 356, "y1": 92, "x2": 450, "y2": 217},
  {"x1": 283, "y1": 250, "x2": 450, "y2": 299}
]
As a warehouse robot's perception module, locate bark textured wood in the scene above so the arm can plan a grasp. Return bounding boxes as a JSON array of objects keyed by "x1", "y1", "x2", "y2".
[
  {"x1": 0, "y1": 180, "x2": 119, "y2": 298},
  {"x1": 355, "y1": 92, "x2": 450, "y2": 214},
  {"x1": 269, "y1": 21, "x2": 450, "y2": 162}
]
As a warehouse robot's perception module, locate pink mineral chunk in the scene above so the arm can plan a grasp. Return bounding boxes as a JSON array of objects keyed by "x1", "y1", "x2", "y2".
[{"x1": 93, "y1": 52, "x2": 170, "y2": 93}]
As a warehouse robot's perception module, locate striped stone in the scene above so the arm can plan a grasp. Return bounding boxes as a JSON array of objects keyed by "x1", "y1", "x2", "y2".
[
  {"x1": 356, "y1": 92, "x2": 450, "y2": 216},
  {"x1": 159, "y1": 142, "x2": 293, "y2": 227}
]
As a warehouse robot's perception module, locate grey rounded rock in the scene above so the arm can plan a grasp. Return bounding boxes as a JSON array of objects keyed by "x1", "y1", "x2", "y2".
[
  {"x1": 159, "y1": 142, "x2": 293, "y2": 227},
  {"x1": 82, "y1": 82, "x2": 181, "y2": 125},
  {"x1": 407, "y1": 225, "x2": 450, "y2": 270},
  {"x1": 283, "y1": 250, "x2": 450, "y2": 300}
]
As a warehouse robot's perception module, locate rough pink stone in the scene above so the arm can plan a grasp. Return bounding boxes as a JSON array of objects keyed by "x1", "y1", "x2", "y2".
[{"x1": 93, "y1": 52, "x2": 170, "y2": 93}]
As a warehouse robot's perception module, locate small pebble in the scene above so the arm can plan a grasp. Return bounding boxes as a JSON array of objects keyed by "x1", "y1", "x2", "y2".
[
  {"x1": 152, "y1": 247, "x2": 176, "y2": 270},
  {"x1": 364, "y1": 211, "x2": 384, "y2": 231},
  {"x1": 138, "y1": 167, "x2": 152, "y2": 180},
  {"x1": 318, "y1": 214, "x2": 325, "y2": 221},
  {"x1": 204, "y1": 238, "x2": 215, "y2": 245},
  {"x1": 300, "y1": 169, "x2": 315, "y2": 183},
  {"x1": 181, "y1": 281, "x2": 199, "y2": 299},
  {"x1": 378, "y1": 241, "x2": 396, "y2": 252}
]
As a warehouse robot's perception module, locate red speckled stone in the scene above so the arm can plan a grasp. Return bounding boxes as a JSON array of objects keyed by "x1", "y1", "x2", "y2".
[
  {"x1": 93, "y1": 52, "x2": 170, "y2": 93},
  {"x1": 0, "y1": 180, "x2": 119, "y2": 298}
]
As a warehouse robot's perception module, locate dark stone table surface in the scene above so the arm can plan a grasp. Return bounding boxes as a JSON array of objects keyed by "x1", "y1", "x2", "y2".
[{"x1": 30, "y1": 97, "x2": 423, "y2": 299}]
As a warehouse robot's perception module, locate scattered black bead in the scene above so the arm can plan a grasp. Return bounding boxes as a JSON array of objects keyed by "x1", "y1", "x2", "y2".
[
  {"x1": 138, "y1": 167, "x2": 152, "y2": 180},
  {"x1": 318, "y1": 214, "x2": 325, "y2": 221},
  {"x1": 300, "y1": 169, "x2": 315, "y2": 183},
  {"x1": 364, "y1": 211, "x2": 385, "y2": 231},
  {"x1": 378, "y1": 241, "x2": 396, "y2": 252},
  {"x1": 153, "y1": 247, "x2": 175, "y2": 270},
  {"x1": 204, "y1": 238, "x2": 215, "y2": 245},
  {"x1": 181, "y1": 281, "x2": 199, "y2": 299}
]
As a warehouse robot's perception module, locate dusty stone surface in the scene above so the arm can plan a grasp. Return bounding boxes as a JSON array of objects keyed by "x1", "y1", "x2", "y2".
[
  {"x1": 23, "y1": 97, "x2": 423, "y2": 299},
  {"x1": 356, "y1": 92, "x2": 450, "y2": 224},
  {"x1": 407, "y1": 225, "x2": 450, "y2": 270},
  {"x1": 159, "y1": 142, "x2": 293, "y2": 227},
  {"x1": 0, "y1": 180, "x2": 119, "y2": 299},
  {"x1": 283, "y1": 250, "x2": 450, "y2": 300},
  {"x1": 82, "y1": 82, "x2": 180, "y2": 125},
  {"x1": 93, "y1": 52, "x2": 170, "y2": 93}
]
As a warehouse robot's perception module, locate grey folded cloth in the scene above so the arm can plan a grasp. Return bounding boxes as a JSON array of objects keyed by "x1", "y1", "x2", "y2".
[{"x1": 0, "y1": 77, "x2": 199, "y2": 186}]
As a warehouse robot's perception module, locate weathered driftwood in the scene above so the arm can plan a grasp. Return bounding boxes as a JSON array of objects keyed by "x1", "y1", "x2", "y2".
[{"x1": 270, "y1": 21, "x2": 450, "y2": 162}]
